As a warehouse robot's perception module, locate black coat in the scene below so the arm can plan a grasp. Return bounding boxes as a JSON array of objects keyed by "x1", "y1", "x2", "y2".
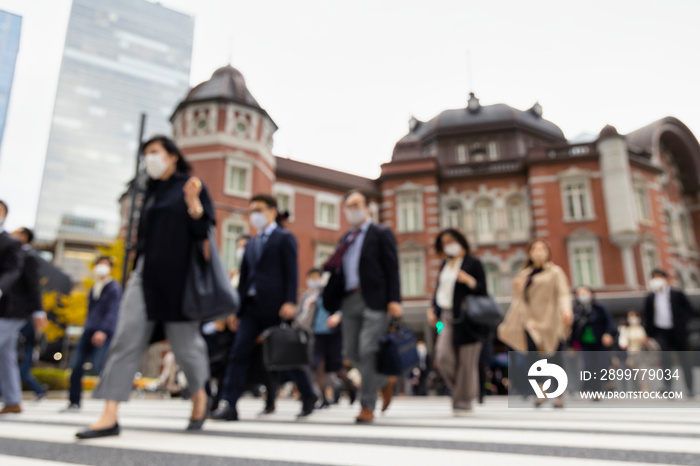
[
  {"x1": 0, "y1": 231, "x2": 25, "y2": 319},
  {"x1": 323, "y1": 223, "x2": 401, "y2": 312},
  {"x1": 571, "y1": 301, "x2": 614, "y2": 348},
  {"x1": 136, "y1": 172, "x2": 215, "y2": 322},
  {"x1": 237, "y1": 226, "x2": 298, "y2": 323},
  {"x1": 432, "y1": 254, "x2": 489, "y2": 346},
  {"x1": 10, "y1": 247, "x2": 43, "y2": 320},
  {"x1": 643, "y1": 289, "x2": 696, "y2": 343}
]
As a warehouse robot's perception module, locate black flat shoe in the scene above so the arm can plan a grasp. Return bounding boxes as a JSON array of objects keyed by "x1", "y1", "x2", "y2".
[
  {"x1": 187, "y1": 418, "x2": 205, "y2": 431},
  {"x1": 210, "y1": 405, "x2": 238, "y2": 421},
  {"x1": 76, "y1": 423, "x2": 120, "y2": 439},
  {"x1": 298, "y1": 395, "x2": 317, "y2": 418}
]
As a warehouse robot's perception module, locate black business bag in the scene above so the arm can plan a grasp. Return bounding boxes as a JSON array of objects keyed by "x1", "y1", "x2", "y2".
[
  {"x1": 261, "y1": 323, "x2": 311, "y2": 370},
  {"x1": 377, "y1": 319, "x2": 420, "y2": 376}
]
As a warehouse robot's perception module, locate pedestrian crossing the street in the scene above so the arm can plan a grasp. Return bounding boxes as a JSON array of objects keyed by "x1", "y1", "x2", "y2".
[{"x1": 0, "y1": 396, "x2": 699, "y2": 465}]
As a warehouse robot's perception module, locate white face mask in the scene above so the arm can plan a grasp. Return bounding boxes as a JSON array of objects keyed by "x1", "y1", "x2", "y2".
[
  {"x1": 0, "y1": 216, "x2": 4, "y2": 227},
  {"x1": 94, "y1": 264, "x2": 111, "y2": 279},
  {"x1": 236, "y1": 247, "x2": 245, "y2": 264},
  {"x1": 650, "y1": 277, "x2": 667, "y2": 292},
  {"x1": 145, "y1": 153, "x2": 169, "y2": 179},
  {"x1": 628, "y1": 317, "x2": 641, "y2": 326},
  {"x1": 344, "y1": 208, "x2": 366, "y2": 226},
  {"x1": 578, "y1": 294, "x2": 592, "y2": 305},
  {"x1": 307, "y1": 278, "x2": 322, "y2": 290},
  {"x1": 250, "y1": 212, "x2": 269, "y2": 231},
  {"x1": 444, "y1": 243, "x2": 463, "y2": 258}
]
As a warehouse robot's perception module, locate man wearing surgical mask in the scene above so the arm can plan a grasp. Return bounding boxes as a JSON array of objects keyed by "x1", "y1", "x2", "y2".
[
  {"x1": 63, "y1": 256, "x2": 122, "y2": 413},
  {"x1": 643, "y1": 268, "x2": 696, "y2": 396},
  {"x1": 323, "y1": 189, "x2": 402, "y2": 423},
  {"x1": 212, "y1": 194, "x2": 317, "y2": 421}
]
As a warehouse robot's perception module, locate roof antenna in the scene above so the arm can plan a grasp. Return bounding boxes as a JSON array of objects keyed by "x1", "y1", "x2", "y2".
[{"x1": 466, "y1": 49, "x2": 474, "y2": 94}]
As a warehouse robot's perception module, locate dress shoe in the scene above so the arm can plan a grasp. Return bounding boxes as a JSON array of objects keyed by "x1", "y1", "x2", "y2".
[
  {"x1": 210, "y1": 404, "x2": 239, "y2": 421},
  {"x1": 355, "y1": 408, "x2": 374, "y2": 423},
  {"x1": 0, "y1": 405, "x2": 22, "y2": 414},
  {"x1": 187, "y1": 418, "x2": 206, "y2": 431},
  {"x1": 298, "y1": 395, "x2": 317, "y2": 418},
  {"x1": 61, "y1": 403, "x2": 81, "y2": 413},
  {"x1": 316, "y1": 400, "x2": 330, "y2": 409},
  {"x1": 381, "y1": 376, "x2": 396, "y2": 412},
  {"x1": 76, "y1": 423, "x2": 120, "y2": 439}
]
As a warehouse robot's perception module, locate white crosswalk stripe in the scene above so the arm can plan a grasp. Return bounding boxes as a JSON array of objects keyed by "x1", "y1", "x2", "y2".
[{"x1": 0, "y1": 396, "x2": 698, "y2": 465}]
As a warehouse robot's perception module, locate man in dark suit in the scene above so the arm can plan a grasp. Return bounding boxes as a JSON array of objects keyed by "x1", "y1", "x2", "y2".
[
  {"x1": 644, "y1": 268, "x2": 696, "y2": 395},
  {"x1": 212, "y1": 194, "x2": 316, "y2": 421},
  {"x1": 0, "y1": 200, "x2": 30, "y2": 414},
  {"x1": 324, "y1": 190, "x2": 402, "y2": 423}
]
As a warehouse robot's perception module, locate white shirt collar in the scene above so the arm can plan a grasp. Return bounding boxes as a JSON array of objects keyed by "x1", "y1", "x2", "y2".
[{"x1": 261, "y1": 222, "x2": 277, "y2": 237}]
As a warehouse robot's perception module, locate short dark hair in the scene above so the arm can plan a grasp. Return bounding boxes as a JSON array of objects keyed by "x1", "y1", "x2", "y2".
[
  {"x1": 344, "y1": 189, "x2": 370, "y2": 206},
  {"x1": 142, "y1": 135, "x2": 192, "y2": 175},
  {"x1": 307, "y1": 267, "x2": 323, "y2": 276},
  {"x1": 95, "y1": 256, "x2": 114, "y2": 267},
  {"x1": 0, "y1": 200, "x2": 7, "y2": 216},
  {"x1": 18, "y1": 227, "x2": 34, "y2": 244},
  {"x1": 435, "y1": 228, "x2": 471, "y2": 256},
  {"x1": 651, "y1": 268, "x2": 668, "y2": 278},
  {"x1": 575, "y1": 285, "x2": 595, "y2": 298},
  {"x1": 250, "y1": 193, "x2": 278, "y2": 209}
]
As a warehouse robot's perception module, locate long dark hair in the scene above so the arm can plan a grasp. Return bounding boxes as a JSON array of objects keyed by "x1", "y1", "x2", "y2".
[
  {"x1": 434, "y1": 228, "x2": 471, "y2": 256},
  {"x1": 523, "y1": 239, "x2": 551, "y2": 270},
  {"x1": 142, "y1": 135, "x2": 192, "y2": 191}
]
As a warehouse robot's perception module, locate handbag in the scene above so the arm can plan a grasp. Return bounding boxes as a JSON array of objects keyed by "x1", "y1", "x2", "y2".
[
  {"x1": 182, "y1": 228, "x2": 240, "y2": 321},
  {"x1": 261, "y1": 323, "x2": 311, "y2": 370},
  {"x1": 455, "y1": 294, "x2": 503, "y2": 328},
  {"x1": 377, "y1": 319, "x2": 420, "y2": 376}
]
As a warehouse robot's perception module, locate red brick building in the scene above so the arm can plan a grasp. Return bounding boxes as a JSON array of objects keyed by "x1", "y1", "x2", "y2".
[{"x1": 161, "y1": 66, "x2": 700, "y2": 338}]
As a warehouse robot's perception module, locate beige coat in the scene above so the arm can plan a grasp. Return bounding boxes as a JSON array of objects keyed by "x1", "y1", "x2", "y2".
[{"x1": 497, "y1": 262, "x2": 572, "y2": 353}]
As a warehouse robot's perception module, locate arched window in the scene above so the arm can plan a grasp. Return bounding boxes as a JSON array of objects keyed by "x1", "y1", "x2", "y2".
[
  {"x1": 475, "y1": 199, "x2": 494, "y2": 242},
  {"x1": 444, "y1": 202, "x2": 463, "y2": 229},
  {"x1": 507, "y1": 196, "x2": 527, "y2": 235}
]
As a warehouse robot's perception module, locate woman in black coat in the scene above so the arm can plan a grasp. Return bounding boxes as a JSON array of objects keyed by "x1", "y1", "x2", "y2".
[
  {"x1": 427, "y1": 228, "x2": 489, "y2": 415},
  {"x1": 77, "y1": 136, "x2": 216, "y2": 439}
]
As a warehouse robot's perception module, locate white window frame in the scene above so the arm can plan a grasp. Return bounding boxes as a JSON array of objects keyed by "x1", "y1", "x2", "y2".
[
  {"x1": 488, "y1": 141, "x2": 499, "y2": 160},
  {"x1": 273, "y1": 184, "x2": 295, "y2": 223},
  {"x1": 640, "y1": 242, "x2": 658, "y2": 288},
  {"x1": 483, "y1": 262, "x2": 501, "y2": 297},
  {"x1": 475, "y1": 198, "x2": 495, "y2": 243},
  {"x1": 633, "y1": 182, "x2": 652, "y2": 223},
  {"x1": 314, "y1": 243, "x2": 336, "y2": 268},
  {"x1": 561, "y1": 177, "x2": 595, "y2": 222},
  {"x1": 680, "y1": 212, "x2": 696, "y2": 251},
  {"x1": 396, "y1": 191, "x2": 423, "y2": 233},
  {"x1": 314, "y1": 193, "x2": 341, "y2": 230},
  {"x1": 443, "y1": 202, "x2": 463, "y2": 229},
  {"x1": 224, "y1": 158, "x2": 252, "y2": 198},
  {"x1": 506, "y1": 196, "x2": 528, "y2": 240},
  {"x1": 221, "y1": 219, "x2": 247, "y2": 272},
  {"x1": 456, "y1": 144, "x2": 467, "y2": 164},
  {"x1": 400, "y1": 251, "x2": 425, "y2": 298},
  {"x1": 567, "y1": 238, "x2": 604, "y2": 287}
]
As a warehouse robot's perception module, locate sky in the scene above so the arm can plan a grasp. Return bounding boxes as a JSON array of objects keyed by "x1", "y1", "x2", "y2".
[{"x1": 0, "y1": 0, "x2": 698, "y2": 232}]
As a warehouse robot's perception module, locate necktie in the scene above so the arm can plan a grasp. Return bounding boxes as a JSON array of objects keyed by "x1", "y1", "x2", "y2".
[
  {"x1": 323, "y1": 228, "x2": 361, "y2": 273},
  {"x1": 255, "y1": 233, "x2": 267, "y2": 263}
]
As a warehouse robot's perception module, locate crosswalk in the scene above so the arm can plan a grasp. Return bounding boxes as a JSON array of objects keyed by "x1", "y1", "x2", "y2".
[{"x1": 0, "y1": 395, "x2": 699, "y2": 465}]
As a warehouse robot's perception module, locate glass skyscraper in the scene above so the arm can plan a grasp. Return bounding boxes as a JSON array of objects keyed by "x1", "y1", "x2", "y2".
[
  {"x1": 35, "y1": 0, "x2": 193, "y2": 241},
  {"x1": 0, "y1": 10, "x2": 22, "y2": 158}
]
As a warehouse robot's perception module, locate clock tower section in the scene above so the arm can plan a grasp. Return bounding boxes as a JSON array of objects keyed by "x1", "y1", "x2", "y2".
[{"x1": 170, "y1": 65, "x2": 278, "y2": 250}]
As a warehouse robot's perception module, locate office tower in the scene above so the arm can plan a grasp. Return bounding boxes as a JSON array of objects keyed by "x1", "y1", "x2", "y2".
[
  {"x1": 0, "y1": 10, "x2": 22, "y2": 157},
  {"x1": 35, "y1": 0, "x2": 193, "y2": 245}
]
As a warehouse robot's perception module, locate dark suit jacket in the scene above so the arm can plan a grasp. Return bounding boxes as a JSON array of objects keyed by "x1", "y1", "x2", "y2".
[
  {"x1": 644, "y1": 288, "x2": 696, "y2": 343},
  {"x1": 237, "y1": 226, "x2": 298, "y2": 322},
  {"x1": 10, "y1": 247, "x2": 43, "y2": 320},
  {"x1": 432, "y1": 254, "x2": 489, "y2": 346},
  {"x1": 325, "y1": 223, "x2": 401, "y2": 312},
  {"x1": 0, "y1": 231, "x2": 25, "y2": 319}
]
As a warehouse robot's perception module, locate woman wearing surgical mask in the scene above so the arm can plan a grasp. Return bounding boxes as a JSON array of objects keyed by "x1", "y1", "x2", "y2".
[
  {"x1": 427, "y1": 228, "x2": 488, "y2": 415},
  {"x1": 497, "y1": 239, "x2": 573, "y2": 408},
  {"x1": 571, "y1": 286, "x2": 614, "y2": 397},
  {"x1": 77, "y1": 136, "x2": 215, "y2": 439}
]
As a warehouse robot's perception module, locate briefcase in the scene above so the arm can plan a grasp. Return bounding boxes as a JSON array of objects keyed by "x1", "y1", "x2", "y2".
[
  {"x1": 377, "y1": 320, "x2": 420, "y2": 376},
  {"x1": 261, "y1": 323, "x2": 311, "y2": 370}
]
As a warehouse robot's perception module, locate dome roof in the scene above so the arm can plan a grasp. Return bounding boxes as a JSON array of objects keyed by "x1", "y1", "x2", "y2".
[
  {"x1": 397, "y1": 102, "x2": 565, "y2": 146},
  {"x1": 183, "y1": 65, "x2": 261, "y2": 109}
]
